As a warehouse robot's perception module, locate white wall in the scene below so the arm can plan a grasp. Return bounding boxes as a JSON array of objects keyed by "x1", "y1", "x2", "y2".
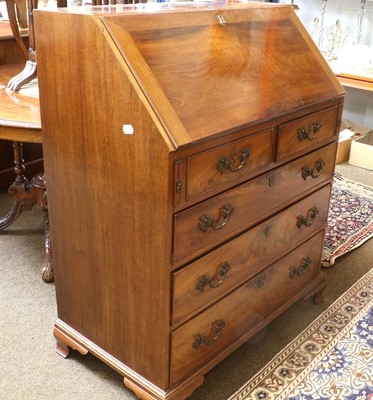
[{"x1": 343, "y1": 86, "x2": 373, "y2": 129}]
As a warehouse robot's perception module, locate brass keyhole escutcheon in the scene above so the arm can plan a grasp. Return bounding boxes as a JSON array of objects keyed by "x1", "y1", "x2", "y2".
[
  {"x1": 257, "y1": 277, "x2": 265, "y2": 288},
  {"x1": 268, "y1": 175, "x2": 276, "y2": 187},
  {"x1": 264, "y1": 225, "x2": 272, "y2": 237},
  {"x1": 217, "y1": 15, "x2": 226, "y2": 25}
]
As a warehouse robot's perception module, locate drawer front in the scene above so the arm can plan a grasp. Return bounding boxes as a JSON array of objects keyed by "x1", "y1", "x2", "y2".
[
  {"x1": 277, "y1": 106, "x2": 339, "y2": 161},
  {"x1": 185, "y1": 129, "x2": 273, "y2": 199},
  {"x1": 173, "y1": 142, "x2": 336, "y2": 263},
  {"x1": 172, "y1": 184, "x2": 331, "y2": 325},
  {"x1": 170, "y1": 232, "x2": 324, "y2": 385}
]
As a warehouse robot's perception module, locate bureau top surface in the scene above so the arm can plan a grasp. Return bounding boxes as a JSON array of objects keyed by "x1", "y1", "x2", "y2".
[{"x1": 35, "y1": 1, "x2": 344, "y2": 147}]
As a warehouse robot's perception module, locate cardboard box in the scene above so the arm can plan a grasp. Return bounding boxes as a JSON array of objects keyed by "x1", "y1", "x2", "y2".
[
  {"x1": 336, "y1": 139, "x2": 353, "y2": 164},
  {"x1": 336, "y1": 129, "x2": 355, "y2": 164},
  {"x1": 337, "y1": 119, "x2": 371, "y2": 165},
  {"x1": 341, "y1": 119, "x2": 371, "y2": 135},
  {"x1": 348, "y1": 131, "x2": 373, "y2": 170}
]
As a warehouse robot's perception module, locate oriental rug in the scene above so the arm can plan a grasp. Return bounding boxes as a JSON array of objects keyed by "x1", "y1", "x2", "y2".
[
  {"x1": 322, "y1": 172, "x2": 373, "y2": 267},
  {"x1": 227, "y1": 268, "x2": 373, "y2": 400}
]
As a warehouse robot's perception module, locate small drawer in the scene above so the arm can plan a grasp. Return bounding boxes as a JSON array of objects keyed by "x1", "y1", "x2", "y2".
[
  {"x1": 173, "y1": 142, "x2": 336, "y2": 263},
  {"x1": 172, "y1": 184, "x2": 331, "y2": 325},
  {"x1": 185, "y1": 128, "x2": 273, "y2": 199},
  {"x1": 170, "y1": 232, "x2": 324, "y2": 385},
  {"x1": 277, "y1": 106, "x2": 339, "y2": 161}
]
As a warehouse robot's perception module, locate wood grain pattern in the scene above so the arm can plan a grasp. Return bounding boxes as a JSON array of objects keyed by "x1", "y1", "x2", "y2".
[
  {"x1": 172, "y1": 184, "x2": 331, "y2": 326},
  {"x1": 0, "y1": 61, "x2": 42, "y2": 187},
  {"x1": 277, "y1": 105, "x2": 339, "y2": 160},
  {"x1": 0, "y1": 22, "x2": 16, "y2": 38},
  {"x1": 171, "y1": 232, "x2": 325, "y2": 385},
  {"x1": 337, "y1": 73, "x2": 373, "y2": 92},
  {"x1": 0, "y1": 22, "x2": 29, "y2": 65},
  {"x1": 34, "y1": 3, "x2": 343, "y2": 399},
  {"x1": 186, "y1": 128, "x2": 273, "y2": 199},
  {"x1": 173, "y1": 142, "x2": 337, "y2": 264},
  {"x1": 35, "y1": 10, "x2": 172, "y2": 388},
  {"x1": 103, "y1": 5, "x2": 344, "y2": 144},
  {"x1": 0, "y1": 64, "x2": 41, "y2": 134}
]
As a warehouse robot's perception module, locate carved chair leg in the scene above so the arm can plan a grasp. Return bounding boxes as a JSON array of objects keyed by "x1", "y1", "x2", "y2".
[
  {"x1": 6, "y1": 0, "x2": 38, "y2": 92},
  {"x1": 0, "y1": 141, "x2": 36, "y2": 229},
  {"x1": 7, "y1": 61, "x2": 37, "y2": 92},
  {"x1": 32, "y1": 172, "x2": 54, "y2": 283}
]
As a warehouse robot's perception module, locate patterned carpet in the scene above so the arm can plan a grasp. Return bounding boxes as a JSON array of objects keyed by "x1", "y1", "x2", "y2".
[
  {"x1": 228, "y1": 269, "x2": 373, "y2": 400},
  {"x1": 322, "y1": 173, "x2": 373, "y2": 267}
]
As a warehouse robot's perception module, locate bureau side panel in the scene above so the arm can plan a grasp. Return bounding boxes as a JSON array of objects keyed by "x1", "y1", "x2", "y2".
[{"x1": 35, "y1": 12, "x2": 173, "y2": 388}]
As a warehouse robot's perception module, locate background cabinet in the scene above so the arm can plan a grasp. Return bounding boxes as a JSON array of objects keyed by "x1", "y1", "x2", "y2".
[{"x1": 291, "y1": 0, "x2": 373, "y2": 128}]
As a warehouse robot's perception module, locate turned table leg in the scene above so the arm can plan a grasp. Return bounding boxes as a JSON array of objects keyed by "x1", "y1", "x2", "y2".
[
  {"x1": 0, "y1": 142, "x2": 54, "y2": 283},
  {"x1": 32, "y1": 172, "x2": 54, "y2": 283},
  {"x1": 0, "y1": 141, "x2": 35, "y2": 229}
]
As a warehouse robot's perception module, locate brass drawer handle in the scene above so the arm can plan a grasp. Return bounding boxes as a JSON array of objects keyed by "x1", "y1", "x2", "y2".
[
  {"x1": 297, "y1": 120, "x2": 322, "y2": 142},
  {"x1": 196, "y1": 262, "x2": 231, "y2": 291},
  {"x1": 289, "y1": 257, "x2": 311, "y2": 279},
  {"x1": 296, "y1": 207, "x2": 319, "y2": 229},
  {"x1": 192, "y1": 320, "x2": 225, "y2": 349},
  {"x1": 301, "y1": 159, "x2": 325, "y2": 180},
  {"x1": 199, "y1": 203, "x2": 234, "y2": 232},
  {"x1": 217, "y1": 147, "x2": 250, "y2": 173}
]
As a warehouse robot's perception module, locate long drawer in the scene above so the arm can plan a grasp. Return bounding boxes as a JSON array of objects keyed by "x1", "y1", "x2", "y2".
[
  {"x1": 172, "y1": 184, "x2": 331, "y2": 325},
  {"x1": 170, "y1": 231, "x2": 324, "y2": 385},
  {"x1": 173, "y1": 142, "x2": 336, "y2": 263}
]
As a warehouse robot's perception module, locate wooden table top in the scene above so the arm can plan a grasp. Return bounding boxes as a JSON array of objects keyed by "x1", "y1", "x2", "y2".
[
  {"x1": 0, "y1": 20, "x2": 29, "y2": 37},
  {"x1": 0, "y1": 21, "x2": 15, "y2": 38},
  {"x1": 0, "y1": 63, "x2": 42, "y2": 143}
]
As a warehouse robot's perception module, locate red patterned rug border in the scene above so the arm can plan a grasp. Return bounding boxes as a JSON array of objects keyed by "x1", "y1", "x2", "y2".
[{"x1": 322, "y1": 172, "x2": 373, "y2": 267}]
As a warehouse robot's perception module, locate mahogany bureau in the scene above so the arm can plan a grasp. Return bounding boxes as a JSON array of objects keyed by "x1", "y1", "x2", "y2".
[{"x1": 34, "y1": 2, "x2": 345, "y2": 399}]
